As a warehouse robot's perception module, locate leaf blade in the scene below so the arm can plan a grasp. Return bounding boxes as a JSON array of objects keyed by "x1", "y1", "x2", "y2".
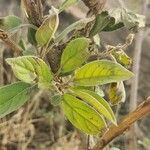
[
  {"x1": 71, "y1": 88, "x2": 116, "y2": 124},
  {"x1": 35, "y1": 7, "x2": 59, "y2": 47},
  {"x1": 62, "y1": 94, "x2": 106, "y2": 135},
  {"x1": 60, "y1": 37, "x2": 90, "y2": 74},
  {"x1": 59, "y1": 0, "x2": 79, "y2": 12},
  {"x1": 0, "y1": 15, "x2": 22, "y2": 31},
  {"x1": 74, "y1": 60, "x2": 134, "y2": 86},
  {"x1": 6, "y1": 56, "x2": 53, "y2": 89},
  {"x1": 0, "y1": 82, "x2": 32, "y2": 118}
]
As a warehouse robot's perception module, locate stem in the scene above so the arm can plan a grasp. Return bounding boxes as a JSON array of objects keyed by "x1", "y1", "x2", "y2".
[{"x1": 92, "y1": 98, "x2": 150, "y2": 150}]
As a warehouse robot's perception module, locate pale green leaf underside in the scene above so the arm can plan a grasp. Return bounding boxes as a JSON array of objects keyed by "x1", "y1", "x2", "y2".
[
  {"x1": 55, "y1": 18, "x2": 93, "y2": 43},
  {"x1": 110, "y1": 8, "x2": 145, "y2": 29},
  {"x1": 74, "y1": 60, "x2": 134, "y2": 86},
  {"x1": 6, "y1": 56, "x2": 53, "y2": 89},
  {"x1": 36, "y1": 7, "x2": 59, "y2": 47},
  {"x1": 0, "y1": 82, "x2": 32, "y2": 118},
  {"x1": 59, "y1": 0, "x2": 79, "y2": 12},
  {"x1": 60, "y1": 37, "x2": 89, "y2": 74},
  {"x1": 71, "y1": 88, "x2": 116, "y2": 125},
  {"x1": 0, "y1": 15, "x2": 22, "y2": 31},
  {"x1": 62, "y1": 94, "x2": 106, "y2": 135}
]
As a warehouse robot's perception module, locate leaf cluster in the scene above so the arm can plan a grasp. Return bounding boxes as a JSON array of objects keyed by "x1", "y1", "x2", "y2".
[{"x1": 0, "y1": 0, "x2": 145, "y2": 135}]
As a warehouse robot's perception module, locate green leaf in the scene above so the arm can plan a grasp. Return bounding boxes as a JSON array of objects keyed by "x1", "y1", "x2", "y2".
[
  {"x1": 0, "y1": 82, "x2": 32, "y2": 118},
  {"x1": 90, "y1": 8, "x2": 145, "y2": 36},
  {"x1": 0, "y1": 15, "x2": 22, "y2": 31},
  {"x1": 6, "y1": 56, "x2": 53, "y2": 89},
  {"x1": 74, "y1": 60, "x2": 134, "y2": 86},
  {"x1": 90, "y1": 11, "x2": 124, "y2": 36},
  {"x1": 62, "y1": 94, "x2": 106, "y2": 135},
  {"x1": 107, "y1": 82, "x2": 126, "y2": 105},
  {"x1": 55, "y1": 18, "x2": 93, "y2": 43},
  {"x1": 28, "y1": 28, "x2": 37, "y2": 46},
  {"x1": 59, "y1": 0, "x2": 79, "y2": 12},
  {"x1": 71, "y1": 88, "x2": 116, "y2": 124},
  {"x1": 60, "y1": 37, "x2": 90, "y2": 74},
  {"x1": 36, "y1": 7, "x2": 59, "y2": 47},
  {"x1": 51, "y1": 94, "x2": 62, "y2": 106}
]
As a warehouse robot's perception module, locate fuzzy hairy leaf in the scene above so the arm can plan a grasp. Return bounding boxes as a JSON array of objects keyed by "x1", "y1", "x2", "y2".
[
  {"x1": 0, "y1": 15, "x2": 22, "y2": 31},
  {"x1": 74, "y1": 60, "x2": 133, "y2": 86},
  {"x1": 71, "y1": 88, "x2": 116, "y2": 124},
  {"x1": 110, "y1": 8, "x2": 145, "y2": 30},
  {"x1": 62, "y1": 94, "x2": 106, "y2": 135},
  {"x1": 36, "y1": 7, "x2": 59, "y2": 47},
  {"x1": 0, "y1": 82, "x2": 32, "y2": 118},
  {"x1": 59, "y1": 0, "x2": 79, "y2": 12},
  {"x1": 90, "y1": 11, "x2": 124, "y2": 36},
  {"x1": 90, "y1": 8, "x2": 145, "y2": 36},
  {"x1": 55, "y1": 18, "x2": 93, "y2": 43},
  {"x1": 6, "y1": 56, "x2": 53, "y2": 89},
  {"x1": 60, "y1": 37, "x2": 89, "y2": 74}
]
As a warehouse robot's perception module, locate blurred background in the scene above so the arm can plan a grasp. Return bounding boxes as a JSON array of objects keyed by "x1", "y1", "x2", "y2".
[{"x1": 0, "y1": 0, "x2": 150, "y2": 150}]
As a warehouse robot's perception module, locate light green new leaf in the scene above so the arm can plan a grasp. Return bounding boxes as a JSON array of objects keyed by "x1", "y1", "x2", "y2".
[
  {"x1": 36, "y1": 7, "x2": 59, "y2": 47},
  {"x1": 0, "y1": 82, "x2": 32, "y2": 118},
  {"x1": 6, "y1": 56, "x2": 53, "y2": 89},
  {"x1": 74, "y1": 60, "x2": 134, "y2": 86},
  {"x1": 60, "y1": 37, "x2": 90, "y2": 74},
  {"x1": 0, "y1": 15, "x2": 22, "y2": 31},
  {"x1": 62, "y1": 94, "x2": 106, "y2": 135},
  {"x1": 59, "y1": 0, "x2": 79, "y2": 12},
  {"x1": 71, "y1": 88, "x2": 116, "y2": 125}
]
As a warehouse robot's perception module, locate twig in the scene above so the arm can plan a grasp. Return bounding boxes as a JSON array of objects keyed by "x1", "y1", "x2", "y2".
[
  {"x1": 92, "y1": 98, "x2": 150, "y2": 150},
  {"x1": 0, "y1": 29, "x2": 23, "y2": 54}
]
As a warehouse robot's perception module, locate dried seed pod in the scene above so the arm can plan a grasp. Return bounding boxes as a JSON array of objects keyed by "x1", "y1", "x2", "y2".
[{"x1": 82, "y1": 0, "x2": 107, "y2": 15}]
